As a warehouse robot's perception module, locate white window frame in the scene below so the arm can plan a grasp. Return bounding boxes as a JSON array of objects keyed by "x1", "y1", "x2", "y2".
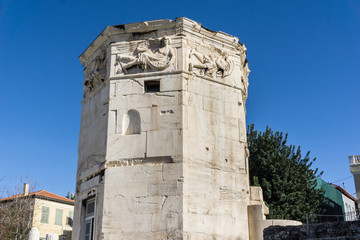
[
  {"x1": 84, "y1": 198, "x2": 95, "y2": 240},
  {"x1": 40, "y1": 206, "x2": 50, "y2": 224}
]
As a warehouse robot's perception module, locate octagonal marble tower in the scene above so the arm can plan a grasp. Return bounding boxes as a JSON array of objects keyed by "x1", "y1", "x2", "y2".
[{"x1": 73, "y1": 18, "x2": 259, "y2": 240}]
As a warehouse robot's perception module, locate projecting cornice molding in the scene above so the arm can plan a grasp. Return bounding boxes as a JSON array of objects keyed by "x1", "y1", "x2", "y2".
[{"x1": 79, "y1": 18, "x2": 250, "y2": 101}]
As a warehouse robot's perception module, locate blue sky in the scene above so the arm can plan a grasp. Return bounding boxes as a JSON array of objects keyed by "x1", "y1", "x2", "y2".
[{"x1": 0, "y1": 0, "x2": 359, "y2": 198}]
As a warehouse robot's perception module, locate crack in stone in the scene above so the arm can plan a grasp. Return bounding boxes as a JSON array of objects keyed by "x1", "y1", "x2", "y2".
[
  {"x1": 161, "y1": 195, "x2": 168, "y2": 210},
  {"x1": 131, "y1": 78, "x2": 144, "y2": 87}
]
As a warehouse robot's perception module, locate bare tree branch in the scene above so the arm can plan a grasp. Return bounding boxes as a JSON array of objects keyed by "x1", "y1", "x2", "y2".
[{"x1": 0, "y1": 178, "x2": 39, "y2": 240}]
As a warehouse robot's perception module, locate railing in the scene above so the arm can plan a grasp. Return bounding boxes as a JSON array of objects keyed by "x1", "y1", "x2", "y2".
[
  {"x1": 307, "y1": 210, "x2": 360, "y2": 224},
  {"x1": 349, "y1": 155, "x2": 360, "y2": 165},
  {"x1": 305, "y1": 210, "x2": 360, "y2": 238}
]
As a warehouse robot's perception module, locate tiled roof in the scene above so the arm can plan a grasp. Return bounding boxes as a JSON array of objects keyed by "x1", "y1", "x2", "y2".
[
  {"x1": 0, "y1": 190, "x2": 74, "y2": 205},
  {"x1": 330, "y1": 184, "x2": 357, "y2": 202}
]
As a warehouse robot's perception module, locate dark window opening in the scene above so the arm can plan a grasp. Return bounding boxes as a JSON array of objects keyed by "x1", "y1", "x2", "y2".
[{"x1": 145, "y1": 81, "x2": 160, "y2": 93}]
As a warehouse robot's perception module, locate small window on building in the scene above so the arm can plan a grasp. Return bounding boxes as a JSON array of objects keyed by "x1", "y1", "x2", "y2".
[
  {"x1": 144, "y1": 80, "x2": 160, "y2": 93},
  {"x1": 41, "y1": 206, "x2": 50, "y2": 224},
  {"x1": 84, "y1": 219, "x2": 94, "y2": 240},
  {"x1": 55, "y1": 209, "x2": 63, "y2": 225},
  {"x1": 86, "y1": 200, "x2": 95, "y2": 217},
  {"x1": 84, "y1": 199, "x2": 95, "y2": 240}
]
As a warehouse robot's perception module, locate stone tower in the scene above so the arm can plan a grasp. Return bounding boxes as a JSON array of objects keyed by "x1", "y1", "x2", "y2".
[{"x1": 73, "y1": 18, "x2": 258, "y2": 240}]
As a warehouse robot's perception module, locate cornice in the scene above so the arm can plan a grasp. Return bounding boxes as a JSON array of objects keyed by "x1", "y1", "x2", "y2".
[{"x1": 79, "y1": 17, "x2": 244, "y2": 66}]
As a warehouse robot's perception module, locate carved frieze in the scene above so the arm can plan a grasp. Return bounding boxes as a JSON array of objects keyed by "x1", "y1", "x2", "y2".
[
  {"x1": 115, "y1": 36, "x2": 175, "y2": 75},
  {"x1": 238, "y1": 44, "x2": 250, "y2": 103},
  {"x1": 241, "y1": 60, "x2": 250, "y2": 102},
  {"x1": 188, "y1": 46, "x2": 234, "y2": 79},
  {"x1": 83, "y1": 51, "x2": 107, "y2": 97}
]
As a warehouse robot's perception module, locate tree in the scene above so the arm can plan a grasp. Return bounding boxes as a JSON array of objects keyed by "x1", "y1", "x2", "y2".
[
  {"x1": 0, "y1": 180, "x2": 38, "y2": 240},
  {"x1": 247, "y1": 124, "x2": 326, "y2": 222}
]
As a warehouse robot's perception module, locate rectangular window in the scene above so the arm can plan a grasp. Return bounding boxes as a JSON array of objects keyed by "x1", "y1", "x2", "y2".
[
  {"x1": 144, "y1": 80, "x2": 160, "y2": 93},
  {"x1": 84, "y1": 219, "x2": 94, "y2": 240},
  {"x1": 86, "y1": 200, "x2": 95, "y2": 217},
  {"x1": 40, "y1": 206, "x2": 50, "y2": 223},
  {"x1": 84, "y1": 198, "x2": 95, "y2": 240},
  {"x1": 55, "y1": 209, "x2": 63, "y2": 225}
]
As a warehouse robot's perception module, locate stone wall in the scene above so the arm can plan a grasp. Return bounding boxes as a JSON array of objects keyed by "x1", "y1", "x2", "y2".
[
  {"x1": 264, "y1": 221, "x2": 360, "y2": 240},
  {"x1": 73, "y1": 18, "x2": 255, "y2": 240}
]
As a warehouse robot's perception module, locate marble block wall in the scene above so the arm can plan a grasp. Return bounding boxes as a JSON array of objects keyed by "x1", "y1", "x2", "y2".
[{"x1": 73, "y1": 17, "x2": 252, "y2": 240}]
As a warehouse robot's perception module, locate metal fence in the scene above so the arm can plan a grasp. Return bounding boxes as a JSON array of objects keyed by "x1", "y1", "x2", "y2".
[
  {"x1": 305, "y1": 210, "x2": 360, "y2": 238},
  {"x1": 307, "y1": 210, "x2": 360, "y2": 224}
]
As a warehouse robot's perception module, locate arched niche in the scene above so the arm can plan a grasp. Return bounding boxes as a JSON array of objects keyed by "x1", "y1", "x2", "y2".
[{"x1": 122, "y1": 109, "x2": 141, "y2": 135}]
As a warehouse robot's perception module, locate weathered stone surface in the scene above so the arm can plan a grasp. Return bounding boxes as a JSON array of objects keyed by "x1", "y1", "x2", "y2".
[
  {"x1": 264, "y1": 225, "x2": 306, "y2": 240},
  {"x1": 264, "y1": 221, "x2": 360, "y2": 240},
  {"x1": 73, "y1": 17, "x2": 255, "y2": 240}
]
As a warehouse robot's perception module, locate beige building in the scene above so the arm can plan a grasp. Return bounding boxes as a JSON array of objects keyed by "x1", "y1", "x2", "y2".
[
  {"x1": 331, "y1": 184, "x2": 357, "y2": 221},
  {"x1": 0, "y1": 184, "x2": 74, "y2": 240}
]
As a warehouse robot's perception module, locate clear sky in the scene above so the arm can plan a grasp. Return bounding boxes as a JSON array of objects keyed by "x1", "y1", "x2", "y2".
[{"x1": 0, "y1": 0, "x2": 359, "y2": 198}]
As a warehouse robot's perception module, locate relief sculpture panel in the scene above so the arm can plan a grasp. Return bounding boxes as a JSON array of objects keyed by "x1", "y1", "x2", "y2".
[
  {"x1": 239, "y1": 44, "x2": 250, "y2": 103},
  {"x1": 188, "y1": 46, "x2": 234, "y2": 79},
  {"x1": 83, "y1": 51, "x2": 107, "y2": 97},
  {"x1": 241, "y1": 61, "x2": 250, "y2": 102},
  {"x1": 115, "y1": 36, "x2": 175, "y2": 75}
]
